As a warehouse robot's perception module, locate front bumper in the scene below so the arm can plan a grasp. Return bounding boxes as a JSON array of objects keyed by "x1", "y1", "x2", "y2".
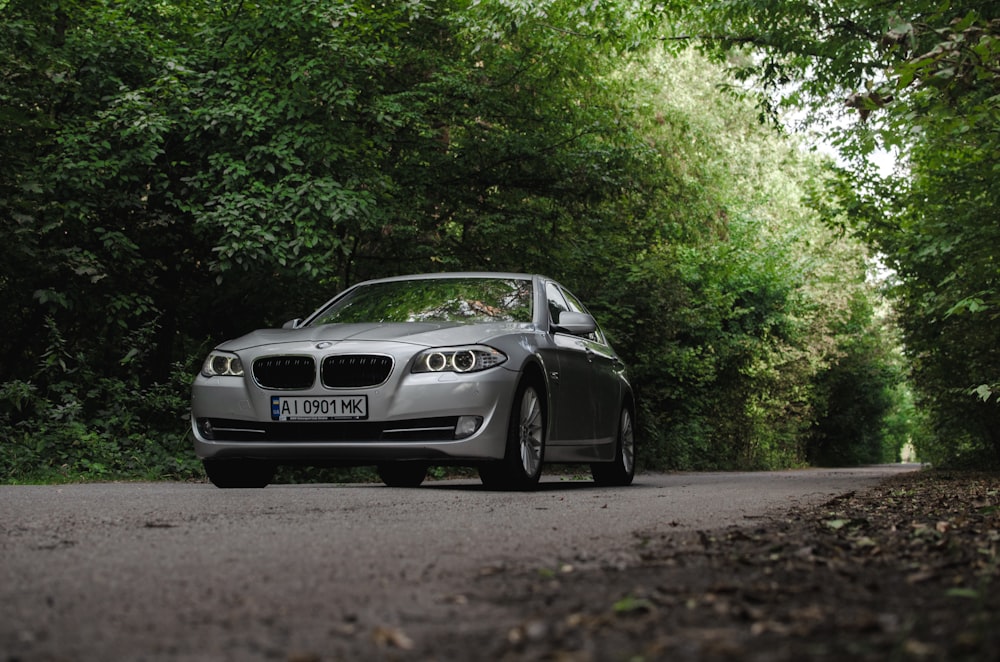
[{"x1": 190, "y1": 367, "x2": 517, "y2": 463}]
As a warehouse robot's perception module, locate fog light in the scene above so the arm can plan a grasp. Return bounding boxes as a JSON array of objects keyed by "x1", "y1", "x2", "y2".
[
  {"x1": 454, "y1": 415, "x2": 483, "y2": 439},
  {"x1": 198, "y1": 418, "x2": 215, "y2": 440}
]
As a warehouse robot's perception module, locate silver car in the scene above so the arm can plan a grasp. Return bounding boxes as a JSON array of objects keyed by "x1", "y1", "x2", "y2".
[{"x1": 191, "y1": 272, "x2": 635, "y2": 489}]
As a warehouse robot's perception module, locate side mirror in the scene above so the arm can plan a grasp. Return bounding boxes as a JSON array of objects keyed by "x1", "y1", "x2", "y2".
[
  {"x1": 282, "y1": 318, "x2": 303, "y2": 329},
  {"x1": 553, "y1": 311, "x2": 597, "y2": 336}
]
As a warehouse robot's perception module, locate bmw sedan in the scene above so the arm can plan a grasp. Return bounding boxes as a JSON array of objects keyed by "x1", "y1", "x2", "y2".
[{"x1": 191, "y1": 272, "x2": 635, "y2": 489}]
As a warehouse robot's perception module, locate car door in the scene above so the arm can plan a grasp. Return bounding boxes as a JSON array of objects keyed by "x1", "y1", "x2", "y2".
[
  {"x1": 560, "y1": 287, "x2": 622, "y2": 448},
  {"x1": 543, "y1": 282, "x2": 594, "y2": 446}
]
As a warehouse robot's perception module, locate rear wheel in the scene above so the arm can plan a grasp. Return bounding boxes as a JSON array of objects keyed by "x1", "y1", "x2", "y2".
[
  {"x1": 203, "y1": 459, "x2": 276, "y2": 489},
  {"x1": 377, "y1": 462, "x2": 428, "y2": 488},
  {"x1": 591, "y1": 405, "x2": 636, "y2": 487},
  {"x1": 479, "y1": 380, "x2": 545, "y2": 491}
]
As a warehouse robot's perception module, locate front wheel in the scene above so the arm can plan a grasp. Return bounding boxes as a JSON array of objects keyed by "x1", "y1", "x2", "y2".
[
  {"x1": 203, "y1": 459, "x2": 276, "y2": 489},
  {"x1": 479, "y1": 380, "x2": 545, "y2": 491},
  {"x1": 377, "y1": 462, "x2": 428, "y2": 488},
  {"x1": 591, "y1": 405, "x2": 636, "y2": 487}
]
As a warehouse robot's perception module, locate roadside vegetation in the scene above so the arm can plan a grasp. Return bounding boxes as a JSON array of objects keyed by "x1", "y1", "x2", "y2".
[{"x1": 1, "y1": 1, "x2": 996, "y2": 483}]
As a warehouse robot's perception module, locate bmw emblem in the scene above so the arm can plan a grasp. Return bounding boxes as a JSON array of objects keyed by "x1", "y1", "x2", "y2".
[{"x1": 316, "y1": 342, "x2": 333, "y2": 349}]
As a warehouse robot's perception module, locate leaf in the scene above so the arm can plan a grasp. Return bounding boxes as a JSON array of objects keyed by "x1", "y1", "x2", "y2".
[
  {"x1": 120, "y1": 348, "x2": 140, "y2": 365},
  {"x1": 372, "y1": 625, "x2": 414, "y2": 650},
  {"x1": 973, "y1": 384, "x2": 994, "y2": 403},
  {"x1": 612, "y1": 595, "x2": 654, "y2": 614}
]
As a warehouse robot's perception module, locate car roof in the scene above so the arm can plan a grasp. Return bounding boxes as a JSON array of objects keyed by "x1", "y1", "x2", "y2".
[{"x1": 356, "y1": 272, "x2": 546, "y2": 285}]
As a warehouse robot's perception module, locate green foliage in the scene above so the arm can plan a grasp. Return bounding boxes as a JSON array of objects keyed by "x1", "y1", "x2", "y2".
[
  {"x1": 807, "y1": 293, "x2": 905, "y2": 466},
  {"x1": 651, "y1": 0, "x2": 998, "y2": 465},
  {"x1": 565, "y1": 51, "x2": 908, "y2": 471},
  {"x1": 0, "y1": 0, "x2": 916, "y2": 481},
  {"x1": 0, "y1": 363, "x2": 200, "y2": 483}
]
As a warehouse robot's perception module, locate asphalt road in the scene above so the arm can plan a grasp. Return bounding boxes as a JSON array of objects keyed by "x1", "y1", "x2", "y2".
[{"x1": 1, "y1": 466, "x2": 918, "y2": 661}]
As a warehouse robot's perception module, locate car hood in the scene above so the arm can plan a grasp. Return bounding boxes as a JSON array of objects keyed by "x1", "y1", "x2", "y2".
[{"x1": 216, "y1": 322, "x2": 536, "y2": 352}]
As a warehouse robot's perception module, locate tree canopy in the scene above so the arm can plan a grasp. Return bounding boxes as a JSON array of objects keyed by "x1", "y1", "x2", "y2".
[
  {"x1": 0, "y1": 0, "x2": 949, "y2": 481},
  {"x1": 653, "y1": 0, "x2": 999, "y2": 464}
]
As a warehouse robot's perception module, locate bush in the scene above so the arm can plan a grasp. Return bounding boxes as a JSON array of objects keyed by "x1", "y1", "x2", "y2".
[{"x1": 0, "y1": 365, "x2": 201, "y2": 483}]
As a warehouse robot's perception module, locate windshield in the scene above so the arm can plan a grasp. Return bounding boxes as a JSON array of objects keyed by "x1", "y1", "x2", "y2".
[{"x1": 308, "y1": 277, "x2": 534, "y2": 326}]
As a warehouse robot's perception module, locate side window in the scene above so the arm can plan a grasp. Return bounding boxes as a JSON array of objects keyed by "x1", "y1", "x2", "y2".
[
  {"x1": 545, "y1": 282, "x2": 570, "y2": 326},
  {"x1": 561, "y1": 288, "x2": 586, "y2": 314},
  {"x1": 561, "y1": 287, "x2": 606, "y2": 344}
]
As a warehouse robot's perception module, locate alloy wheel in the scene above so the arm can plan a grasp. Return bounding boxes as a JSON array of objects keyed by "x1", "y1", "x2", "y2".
[{"x1": 518, "y1": 386, "x2": 544, "y2": 478}]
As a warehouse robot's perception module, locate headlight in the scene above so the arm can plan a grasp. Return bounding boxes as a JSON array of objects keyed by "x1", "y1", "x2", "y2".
[
  {"x1": 411, "y1": 346, "x2": 507, "y2": 374},
  {"x1": 201, "y1": 351, "x2": 244, "y2": 377}
]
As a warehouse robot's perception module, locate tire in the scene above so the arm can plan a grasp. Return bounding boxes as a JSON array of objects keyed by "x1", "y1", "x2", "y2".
[
  {"x1": 591, "y1": 405, "x2": 636, "y2": 487},
  {"x1": 377, "y1": 462, "x2": 428, "y2": 488},
  {"x1": 479, "y1": 380, "x2": 545, "y2": 491},
  {"x1": 203, "y1": 459, "x2": 275, "y2": 489}
]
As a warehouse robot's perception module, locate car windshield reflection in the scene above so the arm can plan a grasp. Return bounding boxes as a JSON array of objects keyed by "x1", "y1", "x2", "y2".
[{"x1": 309, "y1": 277, "x2": 534, "y2": 326}]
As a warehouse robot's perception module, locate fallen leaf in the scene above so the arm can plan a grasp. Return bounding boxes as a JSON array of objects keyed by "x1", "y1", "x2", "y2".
[
  {"x1": 903, "y1": 638, "x2": 938, "y2": 657},
  {"x1": 613, "y1": 595, "x2": 654, "y2": 615},
  {"x1": 906, "y1": 570, "x2": 936, "y2": 584},
  {"x1": 372, "y1": 625, "x2": 414, "y2": 650}
]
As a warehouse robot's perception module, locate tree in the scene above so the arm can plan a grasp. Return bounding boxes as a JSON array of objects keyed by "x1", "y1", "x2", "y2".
[
  {"x1": 0, "y1": 0, "x2": 912, "y2": 479},
  {"x1": 572, "y1": 50, "x2": 903, "y2": 469},
  {"x1": 651, "y1": 0, "x2": 1000, "y2": 464},
  {"x1": 0, "y1": 0, "x2": 660, "y2": 478}
]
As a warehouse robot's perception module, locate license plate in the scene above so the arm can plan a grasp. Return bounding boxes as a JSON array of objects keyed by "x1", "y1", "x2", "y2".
[{"x1": 270, "y1": 395, "x2": 368, "y2": 421}]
